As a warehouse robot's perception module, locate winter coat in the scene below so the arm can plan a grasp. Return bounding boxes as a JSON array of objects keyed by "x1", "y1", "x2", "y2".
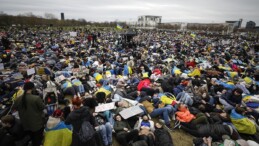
[
  {"x1": 5, "y1": 118, "x2": 26, "y2": 140},
  {"x1": 221, "y1": 89, "x2": 242, "y2": 107},
  {"x1": 137, "y1": 79, "x2": 151, "y2": 91},
  {"x1": 65, "y1": 106, "x2": 96, "y2": 146},
  {"x1": 13, "y1": 93, "x2": 45, "y2": 132},
  {"x1": 176, "y1": 107, "x2": 195, "y2": 123},
  {"x1": 114, "y1": 120, "x2": 131, "y2": 135},
  {"x1": 173, "y1": 85, "x2": 185, "y2": 96},
  {"x1": 154, "y1": 128, "x2": 174, "y2": 146},
  {"x1": 196, "y1": 124, "x2": 232, "y2": 141}
]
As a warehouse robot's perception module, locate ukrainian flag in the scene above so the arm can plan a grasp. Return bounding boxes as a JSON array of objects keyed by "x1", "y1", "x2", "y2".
[
  {"x1": 93, "y1": 73, "x2": 103, "y2": 82},
  {"x1": 44, "y1": 122, "x2": 72, "y2": 146},
  {"x1": 218, "y1": 65, "x2": 232, "y2": 71},
  {"x1": 226, "y1": 71, "x2": 238, "y2": 78},
  {"x1": 217, "y1": 80, "x2": 235, "y2": 89},
  {"x1": 171, "y1": 66, "x2": 182, "y2": 75},
  {"x1": 105, "y1": 71, "x2": 112, "y2": 78},
  {"x1": 230, "y1": 109, "x2": 256, "y2": 135},
  {"x1": 243, "y1": 77, "x2": 253, "y2": 85},
  {"x1": 123, "y1": 65, "x2": 132, "y2": 76},
  {"x1": 188, "y1": 68, "x2": 201, "y2": 77},
  {"x1": 190, "y1": 33, "x2": 196, "y2": 38},
  {"x1": 242, "y1": 95, "x2": 252, "y2": 103},
  {"x1": 116, "y1": 24, "x2": 123, "y2": 30}
]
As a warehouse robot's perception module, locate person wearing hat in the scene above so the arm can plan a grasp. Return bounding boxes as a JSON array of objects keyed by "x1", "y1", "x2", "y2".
[
  {"x1": 65, "y1": 97, "x2": 97, "y2": 146},
  {"x1": 44, "y1": 109, "x2": 72, "y2": 146},
  {"x1": 12, "y1": 82, "x2": 45, "y2": 146}
]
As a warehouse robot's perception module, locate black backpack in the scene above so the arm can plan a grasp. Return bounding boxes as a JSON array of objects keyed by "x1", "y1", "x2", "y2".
[{"x1": 78, "y1": 120, "x2": 95, "y2": 143}]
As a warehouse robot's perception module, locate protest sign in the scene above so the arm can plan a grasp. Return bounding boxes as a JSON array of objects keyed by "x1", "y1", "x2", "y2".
[
  {"x1": 27, "y1": 68, "x2": 35, "y2": 75},
  {"x1": 95, "y1": 102, "x2": 115, "y2": 113},
  {"x1": 69, "y1": 32, "x2": 77, "y2": 37},
  {"x1": 55, "y1": 75, "x2": 65, "y2": 83},
  {"x1": 12, "y1": 72, "x2": 24, "y2": 79},
  {"x1": 0, "y1": 63, "x2": 4, "y2": 70},
  {"x1": 37, "y1": 67, "x2": 45, "y2": 75},
  {"x1": 119, "y1": 106, "x2": 143, "y2": 119}
]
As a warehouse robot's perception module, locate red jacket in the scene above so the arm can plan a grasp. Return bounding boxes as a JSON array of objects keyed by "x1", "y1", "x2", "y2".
[
  {"x1": 186, "y1": 61, "x2": 196, "y2": 68},
  {"x1": 137, "y1": 79, "x2": 151, "y2": 91}
]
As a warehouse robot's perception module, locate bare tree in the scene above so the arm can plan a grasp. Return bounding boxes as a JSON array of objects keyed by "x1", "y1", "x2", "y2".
[{"x1": 44, "y1": 13, "x2": 57, "y2": 19}]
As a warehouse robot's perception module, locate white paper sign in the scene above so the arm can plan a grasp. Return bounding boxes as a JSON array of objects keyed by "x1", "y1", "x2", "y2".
[
  {"x1": 0, "y1": 63, "x2": 4, "y2": 70},
  {"x1": 69, "y1": 32, "x2": 77, "y2": 37},
  {"x1": 95, "y1": 102, "x2": 115, "y2": 113},
  {"x1": 55, "y1": 75, "x2": 66, "y2": 83},
  {"x1": 12, "y1": 73, "x2": 24, "y2": 79},
  {"x1": 119, "y1": 106, "x2": 143, "y2": 119},
  {"x1": 27, "y1": 68, "x2": 35, "y2": 75}
]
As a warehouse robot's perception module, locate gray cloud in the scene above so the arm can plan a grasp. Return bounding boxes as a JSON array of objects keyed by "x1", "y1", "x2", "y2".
[{"x1": 1, "y1": 0, "x2": 259, "y2": 26}]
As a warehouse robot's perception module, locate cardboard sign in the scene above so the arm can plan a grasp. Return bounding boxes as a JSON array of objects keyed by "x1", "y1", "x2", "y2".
[
  {"x1": 37, "y1": 67, "x2": 45, "y2": 75},
  {"x1": 95, "y1": 102, "x2": 115, "y2": 113},
  {"x1": 27, "y1": 68, "x2": 35, "y2": 75},
  {"x1": 69, "y1": 32, "x2": 77, "y2": 37},
  {"x1": 12, "y1": 72, "x2": 24, "y2": 79},
  {"x1": 55, "y1": 75, "x2": 66, "y2": 83},
  {"x1": 0, "y1": 63, "x2": 4, "y2": 70},
  {"x1": 119, "y1": 106, "x2": 143, "y2": 119}
]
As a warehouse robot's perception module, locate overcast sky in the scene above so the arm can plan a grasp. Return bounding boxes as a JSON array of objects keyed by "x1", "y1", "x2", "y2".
[{"x1": 1, "y1": 0, "x2": 258, "y2": 26}]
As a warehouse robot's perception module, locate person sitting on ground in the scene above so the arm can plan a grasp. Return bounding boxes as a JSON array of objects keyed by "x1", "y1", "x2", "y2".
[{"x1": 0, "y1": 115, "x2": 27, "y2": 146}]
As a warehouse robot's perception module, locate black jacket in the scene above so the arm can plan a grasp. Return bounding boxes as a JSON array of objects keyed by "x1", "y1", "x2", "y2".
[
  {"x1": 197, "y1": 124, "x2": 231, "y2": 141},
  {"x1": 154, "y1": 128, "x2": 174, "y2": 146},
  {"x1": 65, "y1": 106, "x2": 96, "y2": 146},
  {"x1": 6, "y1": 118, "x2": 26, "y2": 140}
]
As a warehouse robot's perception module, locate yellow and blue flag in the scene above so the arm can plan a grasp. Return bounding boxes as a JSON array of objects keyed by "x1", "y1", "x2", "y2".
[
  {"x1": 123, "y1": 65, "x2": 132, "y2": 76},
  {"x1": 171, "y1": 66, "x2": 182, "y2": 75},
  {"x1": 93, "y1": 73, "x2": 103, "y2": 82},
  {"x1": 116, "y1": 24, "x2": 123, "y2": 30}
]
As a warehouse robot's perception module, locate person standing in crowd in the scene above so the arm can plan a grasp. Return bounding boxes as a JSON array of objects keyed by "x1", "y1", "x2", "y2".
[
  {"x1": 65, "y1": 97, "x2": 97, "y2": 146},
  {"x1": 12, "y1": 82, "x2": 45, "y2": 146}
]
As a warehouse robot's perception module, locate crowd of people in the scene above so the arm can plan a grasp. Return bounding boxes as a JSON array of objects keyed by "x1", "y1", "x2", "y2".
[{"x1": 0, "y1": 26, "x2": 259, "y2": 146}]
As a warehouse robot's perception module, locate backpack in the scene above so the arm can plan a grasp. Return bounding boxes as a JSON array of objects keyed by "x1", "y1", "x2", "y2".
[{"x1": 78, "y1": 120, "x2": 95, "y2": 143}]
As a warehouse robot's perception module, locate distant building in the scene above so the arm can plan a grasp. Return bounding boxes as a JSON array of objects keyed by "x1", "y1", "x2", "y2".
[
  {"x1": 225, "y1": 19, "x2": 243, "y2": 32},
  {"x1": 137, "y1": 15, "x2": 162, "y2": 28},
  {"x1": 61, "y1": 13, "x2": 65, "y2": 20},
  {"x1": 226, "y1": 19, "x2": 242, "y2": 28},
  {"x1": 246, "y1": 21, "x2": 256, "y2": 29}
]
